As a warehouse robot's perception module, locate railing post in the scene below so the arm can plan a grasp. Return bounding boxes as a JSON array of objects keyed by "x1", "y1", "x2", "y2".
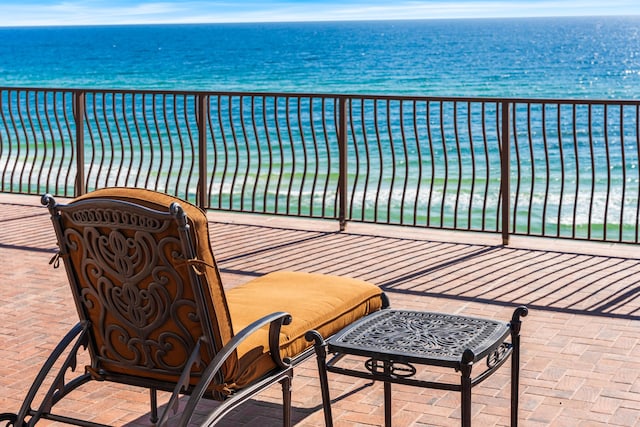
[
  {"x1": 501, "y1": 101, "x2": 511, "y2": 245},
  {"x1": 196, "y1": 94, "x2": 208, "y2": 210},
  {"x1": 338, "y1": 97, "x2": 348, "y2": 231},
  {"x1": 73, "y1": 90, "x2": 85, "y2": 197}
]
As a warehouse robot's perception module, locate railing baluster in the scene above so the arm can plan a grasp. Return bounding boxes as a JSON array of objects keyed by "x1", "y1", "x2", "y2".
[
  {"x1": 453, "y1": 101, "x2": 462, "y2": 229},
  {"x1": 557, "y1": 104, "x2": 565, "y2": 237},
  {"x1": 511, "y1": 102, "x2": 521, "y2": 234},
  {"x1": 36, "y1": 91, "x2": 49, "y2": 193},
  {"x1": 636, "y1": 105, "x2": 640, "y2": 243},
  {"x1": 572, "y1": 104, "x2": 579, "y2": 239},
  {"x1": 587, "y1": 104, "x2": 596, "y2": 240},
  {"x1": 501, "y1": 101, "x2": 510, "y2": 245},
  {"x1": 320, "y1": 98, "x2": 332, "y2": 219},
  {"x1": 425, "y1": 101, "x2": 435, "y2": 227},
  {"x1": 102, "y1": 93, "x2": 115, "y2": 188},
  {"x1": 162, "y1": 94, "x2": 173, "y2": 193},
  {"x1": 228, "y1": 95, "x2": 240, "y2": 210},
  {"x1": 239, "y1": 95, "x2": 251, "y2": 211},
  {"x1": 308, "y1": 98, "x2": 320, "y2": 217},
  {"x1": 385, "y1": 99, "x2": 402, "y2": 224},
  {"x1": 170, "y1": 95, "x2": 182, "y2": 196},
  {"x1": 399, "y1": 100, "x2": 410, "y2": 226},
  {"x1": 73, "y1": 90, "x2": 85, "y2": 196},
  {"x1": 51, "y1": 92, "x2": 62, "y2": 194},
  {"x1": 604, "y1": 104, "x2": 611, "y2": 241},
  {"x1": 541, "y1": 103, "x2": 550, "y2": 236},
  {"x1": 132, "y1": 94, "x2": 146, "y2": 188},
  {"x1": 261, "y1": 96, "x2": 272, "y2": 212},
  {"x1": 413, "y1": 100, "x2": 423, "y2": 227},
  {"x1": 619, "y1": 105, "x2": 626, "y2": 242},
  {"x1": 15, "y1": 91, "x2": 26, "y2": 193},
  {"x1": 184, "y1": 95, "x2": 197, "y2": 201},
  {"x1": 142, "y1": 94, "x2": 153, "y2": 190},
  {"x1": 250, "y1": 96, "x2": 261, "y2": 212},
  {"x1": 373, "y1": 99, "x2": 383, "y2": 224},
  {"x1": 153, "y1": 94, "x2": 163, "y2": 191},
  {"x1": 197, "y1": 94, "x2": 208, "y2": 209},
  {"x1": 109, "y1": 93, "x2": 122, "y2": 187},
  {"x1": 61, "y1": 92, "x2": 74, "y2": 197},
  {"x1": 0, "y1": 91, "x2": 9, "y2": 192},
  {"x1": 439, "y1": 102, "x2": 448, "y2": 228},
  {"x1": 526, "y1": 103, "x2": 535, "y2": 235},
  {"x1": 467, "y1": 101, "x2": 476, "y2": 231},
  {"x1": 122, "y1": 93, "x2": 134, "y2": 186},
  {"x1": 480, "y1": 102, "x2": 490, "y2": 231},
  {"x1": 338, "y1": 96, "x2": 348, "y2": 231},
  {"x1": 285, "y1": 97, "x2": 295, "y2": 215},
  {"x1": 348, "y1": 96, "x2": 360, "y2": 221}
]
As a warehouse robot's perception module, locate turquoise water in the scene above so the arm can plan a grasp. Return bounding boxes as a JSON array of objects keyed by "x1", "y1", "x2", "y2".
[{"x1": 2, "y1": 16, "x2": 640, "y2": 98}]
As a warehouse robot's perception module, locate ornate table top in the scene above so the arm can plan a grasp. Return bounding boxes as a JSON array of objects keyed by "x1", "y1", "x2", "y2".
[{"x1": 328, "y1": 309, "x2": 511, "y2": 367}]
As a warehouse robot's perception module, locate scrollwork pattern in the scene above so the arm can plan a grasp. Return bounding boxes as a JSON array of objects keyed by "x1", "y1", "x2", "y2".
[
  {"x1": 69, "y1": 207, "x2": 167, "y2": 232},
  {"x1": 63, "y1": 222, "x2": 201, "y2": 374},
  {"x1": 487, "y1": 343, "x2": 511, "y2": 368},
  {"x1": 338, "y1": 311, "x2": 507, "y2": 359}
]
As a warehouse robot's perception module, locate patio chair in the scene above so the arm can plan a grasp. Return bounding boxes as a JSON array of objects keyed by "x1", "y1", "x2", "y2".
[{"x1": 0, "y1": 187, "x2": 387, "y2": 426}]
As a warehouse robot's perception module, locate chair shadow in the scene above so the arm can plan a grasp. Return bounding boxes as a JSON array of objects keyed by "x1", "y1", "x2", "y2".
[{"x1": 126, "y1": 382, "x2": 375, "y2": 426}]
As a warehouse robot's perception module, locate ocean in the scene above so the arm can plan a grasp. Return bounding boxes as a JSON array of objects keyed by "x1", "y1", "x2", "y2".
[
  {"x1": 2, "y1": 16, "x2": 640, "y2": 98},
  {"x1": 1, "y1": 16, "x2": 640, "y2": 239}
]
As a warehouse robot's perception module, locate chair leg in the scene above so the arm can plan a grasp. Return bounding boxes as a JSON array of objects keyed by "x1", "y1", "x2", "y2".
[
  {"x1": 11, "y1": 322, "x2": 91, "y2": 426},
  {"x1": 0, "y1": 413, "x2": 19, "y2": 426},
  {"x1": 281, "y1": 371, "x2": 293, "y2": 427},
  {"x1": 305, "y1": 330, "x2": 333, "y2": 427},
  {"x1": 149, "y1": 388, "x2": 158, "y2": 424}
]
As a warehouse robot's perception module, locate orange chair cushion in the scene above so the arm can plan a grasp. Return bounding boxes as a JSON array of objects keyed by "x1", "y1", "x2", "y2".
[
  {"x1": 72, "y1": 188, "x2": 238, "y2": 386},
  {"x1": 226, "y1": 271, "x2": 383, "y2": 389}
]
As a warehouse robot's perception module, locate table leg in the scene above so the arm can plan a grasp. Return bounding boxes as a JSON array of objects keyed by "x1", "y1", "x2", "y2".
[
  {"x1": 510, "y1": 306, "x2": 528, "y2": 427},
  {"x1": 384, "y1": 381, "x2": 392, "y2": 427},
  {"x1": 460, "y1": 349, "x2": 475, "y2": 427}
]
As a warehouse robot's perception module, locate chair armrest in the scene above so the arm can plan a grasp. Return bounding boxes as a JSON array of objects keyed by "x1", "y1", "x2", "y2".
[{"x1": 158, "y1": 311, "x2": 292, "y2": 427}]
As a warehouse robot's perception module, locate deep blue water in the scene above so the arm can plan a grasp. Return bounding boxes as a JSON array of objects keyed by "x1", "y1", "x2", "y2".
[{"x1": 2, "y1": 16, "x2": 640, "y2": 98}]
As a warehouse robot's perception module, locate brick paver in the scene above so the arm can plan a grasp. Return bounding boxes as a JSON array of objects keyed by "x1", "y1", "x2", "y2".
[{"x1": 0, "y1": 193, "x2": 639, "y2": 426}]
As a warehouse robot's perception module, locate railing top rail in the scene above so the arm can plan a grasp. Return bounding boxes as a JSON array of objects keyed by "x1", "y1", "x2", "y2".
[{"x1": 2, "y1": 85, "x2": 640, "y2": 106}]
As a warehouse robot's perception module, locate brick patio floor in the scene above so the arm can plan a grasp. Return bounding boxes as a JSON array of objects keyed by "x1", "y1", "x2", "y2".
[{"x1": 1, "y1": 193, "x2": 639, "y2": 426}]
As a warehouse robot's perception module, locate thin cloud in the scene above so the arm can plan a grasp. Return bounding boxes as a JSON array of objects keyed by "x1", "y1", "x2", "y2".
[{"x1": 1, "y1": 0, "x2": 639, "y2": 27}]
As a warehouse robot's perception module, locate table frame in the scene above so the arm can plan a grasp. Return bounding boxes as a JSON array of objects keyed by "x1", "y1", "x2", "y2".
[{"x1": 306, "y1": 306, "x2": 528, "y2": 427}]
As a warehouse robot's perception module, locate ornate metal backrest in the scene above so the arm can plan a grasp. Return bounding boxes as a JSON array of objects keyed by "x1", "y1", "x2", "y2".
[{"x1": 42, "y1": 189, "x2": 235, "y2": 390}]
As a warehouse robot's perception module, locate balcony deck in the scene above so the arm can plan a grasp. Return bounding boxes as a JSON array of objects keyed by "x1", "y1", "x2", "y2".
[{"x1": 1, "y1": 193, "x2": 639, "y2": 426}]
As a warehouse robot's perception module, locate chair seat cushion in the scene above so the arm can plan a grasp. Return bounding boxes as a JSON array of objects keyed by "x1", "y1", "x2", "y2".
[{"x1": 225, "y1": 271, "x2": 384, "y2": 389}]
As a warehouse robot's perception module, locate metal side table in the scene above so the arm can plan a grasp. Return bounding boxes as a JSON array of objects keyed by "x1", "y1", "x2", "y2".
[{"x1": 306, "y1": 306, "x2": 528, "y2": 427}]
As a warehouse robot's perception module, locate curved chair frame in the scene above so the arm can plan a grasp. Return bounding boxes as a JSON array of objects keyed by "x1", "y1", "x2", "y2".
[{"x1": 1, "y1": 195, "x2": 293, "y2": 427}]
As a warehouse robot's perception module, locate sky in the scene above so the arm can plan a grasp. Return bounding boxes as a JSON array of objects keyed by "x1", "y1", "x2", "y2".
[{"x1": 1, "y1": 0, "x2": 640, "y2": 27}]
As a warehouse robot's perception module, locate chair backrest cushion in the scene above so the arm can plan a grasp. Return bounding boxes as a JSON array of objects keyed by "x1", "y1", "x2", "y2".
[{"x1": 54, "y1": 188, "x2": 236, "y2": 389}]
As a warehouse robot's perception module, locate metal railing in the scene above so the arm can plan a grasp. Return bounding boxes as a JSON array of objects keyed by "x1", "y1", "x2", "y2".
[{"x1": 1, "y1": 87, "x2": 639, "y2": 244}]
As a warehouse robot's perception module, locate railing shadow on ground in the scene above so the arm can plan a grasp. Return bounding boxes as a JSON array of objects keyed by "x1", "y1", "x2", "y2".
[
  {"x1": 207, "y1": 220, "x2": 640, "y2": 322},
  {"x1": 1, "y1": 195, "x2": 638, "y2": 321}
]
